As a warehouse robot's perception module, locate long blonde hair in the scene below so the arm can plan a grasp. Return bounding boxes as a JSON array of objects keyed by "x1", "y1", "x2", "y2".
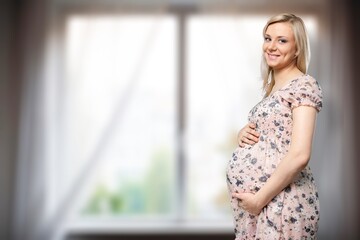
[{"x1": 261, "y1": 13, "x2": 311, "y2": 97}]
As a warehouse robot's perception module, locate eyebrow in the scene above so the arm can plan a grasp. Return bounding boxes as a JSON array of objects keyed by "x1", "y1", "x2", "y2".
[{"x1": 264, "y1": 34, "x2": 289, "y2": 39}]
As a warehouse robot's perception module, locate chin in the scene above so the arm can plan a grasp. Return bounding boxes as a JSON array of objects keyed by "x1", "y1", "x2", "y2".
[{"x1": 266, "y1": 62, "x2": 278, "y2": 68}]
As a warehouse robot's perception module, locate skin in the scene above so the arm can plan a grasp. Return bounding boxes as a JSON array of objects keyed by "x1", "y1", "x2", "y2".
[
  {"x1": 233, "y1": 22, "x2": 318, "y2": 215},
  {"x1": 237, "y1": 122, "x2": 259, "y2": 147}
]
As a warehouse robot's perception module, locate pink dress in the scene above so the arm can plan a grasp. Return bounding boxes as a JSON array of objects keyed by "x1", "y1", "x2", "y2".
[{"x1": 226, "y1": 74, "x2": 323, "y2": 239}]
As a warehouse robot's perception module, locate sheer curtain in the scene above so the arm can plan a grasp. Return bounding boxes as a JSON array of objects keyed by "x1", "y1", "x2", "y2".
[
  {"x1": 11, "y1": 1, "x2": 171, "y2": 239},
  {"x1": 10, "y1": 0, "x2": 51, "y2": 239}
]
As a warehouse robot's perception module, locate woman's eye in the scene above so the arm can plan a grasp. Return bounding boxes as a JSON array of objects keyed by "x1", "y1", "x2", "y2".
[
  {"x1": 264, "y1": 37, "x2": 271, "y2": 42},
  {"x1": 279, "y1": 39, "x2": 287, "y2": 43}
]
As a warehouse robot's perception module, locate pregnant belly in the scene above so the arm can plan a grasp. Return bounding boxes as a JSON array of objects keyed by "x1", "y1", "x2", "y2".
[{"x1": 226, "y1": 144, "x2": 268, "y2": 194}]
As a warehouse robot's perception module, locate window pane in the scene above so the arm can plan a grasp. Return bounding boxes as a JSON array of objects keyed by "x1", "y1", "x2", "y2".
[
  {"x1": 186, "y1": 15, "x2": 271, "y2": 220},
  {"x1": 62, "y1": 15, "x2": 177, "y2": 218}
]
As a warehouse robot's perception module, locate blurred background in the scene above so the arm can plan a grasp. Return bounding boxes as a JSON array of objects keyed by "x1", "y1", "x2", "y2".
[{"x1": 1, "y1": 0, "x2": 359, "y2": 239}]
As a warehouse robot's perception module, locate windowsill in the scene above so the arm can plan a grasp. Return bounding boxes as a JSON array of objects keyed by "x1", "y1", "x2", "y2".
[{"x1": 66, "y1": 219, "x2": 234, "y2": 234}]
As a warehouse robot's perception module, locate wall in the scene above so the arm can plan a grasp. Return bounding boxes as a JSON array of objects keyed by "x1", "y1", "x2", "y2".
[
  {"x1": 0, "y1": 0, "x2": 21, "y2": 239},
  {"x1": 1, "y1": 0, "x2": 359, "y2": 239}
]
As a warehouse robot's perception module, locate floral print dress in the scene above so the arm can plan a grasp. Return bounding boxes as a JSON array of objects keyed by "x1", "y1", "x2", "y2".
[{"x1": 226, "y1": 74, "x2": 323, "y2": 239}]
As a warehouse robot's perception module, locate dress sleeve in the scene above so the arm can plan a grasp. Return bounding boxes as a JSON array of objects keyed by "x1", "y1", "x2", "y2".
[{"x1": 281, "y1": 76, "x2": 323, "y2": 112}]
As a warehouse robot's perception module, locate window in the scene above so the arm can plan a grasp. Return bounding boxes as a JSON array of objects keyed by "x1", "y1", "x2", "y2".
[{"x1": 55, "y1": 12, "x2": 318, "y2": 231}]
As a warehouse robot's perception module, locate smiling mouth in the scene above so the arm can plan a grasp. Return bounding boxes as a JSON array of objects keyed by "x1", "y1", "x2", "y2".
[{"x1": 267, "y1": 53, "x2": 280, "y2": 60}]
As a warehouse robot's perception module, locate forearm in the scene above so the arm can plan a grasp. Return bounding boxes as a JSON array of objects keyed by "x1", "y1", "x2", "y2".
[{"x1": 255, "y1": 152, "x2": 309, "y2": 208}]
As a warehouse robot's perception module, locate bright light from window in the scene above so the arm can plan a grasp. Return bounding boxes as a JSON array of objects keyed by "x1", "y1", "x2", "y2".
[
  {"x1": 63, "y1": 15, "x2": 178, "y2": 220},
  {"x1": 185, "y1": 15, "x2": 267, "y2": 221}
]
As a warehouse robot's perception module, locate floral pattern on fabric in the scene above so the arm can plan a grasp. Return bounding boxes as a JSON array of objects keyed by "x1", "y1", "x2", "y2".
[{"x1": 226, "y1": 74, "x2": 323, "y2": 240}]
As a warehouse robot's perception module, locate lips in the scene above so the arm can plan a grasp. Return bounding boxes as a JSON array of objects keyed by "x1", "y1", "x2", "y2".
[{"x1": 267, "y1": 53, "x2": 280, "y2": 60}]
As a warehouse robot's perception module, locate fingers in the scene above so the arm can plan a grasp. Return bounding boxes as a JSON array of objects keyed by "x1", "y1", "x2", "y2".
[
  {"x1": 243, "y1": 132, "x2": 257, "y2": 143},
  {"x1": 244, "y1": 131, "x2": 260, "y2": 142},
  {"x1": 240, "y1": 131, "x2": 259, "y2": 145},
  {"x1": 248, "y1": 128, "x2": 260, "y2": 138},
  {"x1": 237, "y1": 131, "x2": 245, "y2": 147},
  {"x1": 232, "y1": 191, "x2": 246, "y2": 199},
  {"x1": 231, "y1": 192, "x2": 242, "y2": 199},
  {"x1": 232, "y1": 192, "x2": 246, "y2": 210},
  {"x1": 247, "y1": 123, "x2": 260, "y2": 137},
  {"x1": 241, "y1": 138, "x2": 256, "y2": 145},
  {"x1": 237, "y1": 122, "x2": 260, "y2": 147}
]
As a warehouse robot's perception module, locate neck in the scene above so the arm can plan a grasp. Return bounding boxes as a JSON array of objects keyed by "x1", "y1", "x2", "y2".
[{"x1": 273, "y1": 62, "x2": 303, "y2": 84}]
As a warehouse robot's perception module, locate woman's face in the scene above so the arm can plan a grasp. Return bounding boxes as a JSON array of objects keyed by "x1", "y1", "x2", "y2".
[{"x1": 263, "y1": 22, "x2": 297, "y2": 71}]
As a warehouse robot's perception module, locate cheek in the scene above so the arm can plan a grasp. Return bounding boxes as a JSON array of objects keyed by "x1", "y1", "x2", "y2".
[
  {"x1": 278, "y1": 46, "x2": 294, "y2": 57},
  {"x1": 285, "y1": 45, "x2": 297, "y2": 56},
  {"x1": 262, "y1": 43, "x2": 268, "y2": 52}
]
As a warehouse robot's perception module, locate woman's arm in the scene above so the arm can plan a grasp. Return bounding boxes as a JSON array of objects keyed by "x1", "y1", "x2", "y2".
[{"x1": 232, "y1": 105, "x2": 318, "y2": 215}]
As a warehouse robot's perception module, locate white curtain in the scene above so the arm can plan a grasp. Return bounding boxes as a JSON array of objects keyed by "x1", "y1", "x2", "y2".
[
  {"x1": 11, "y1": 1, "x2": 170, "y2": 239},
  {"x1": 10, "y1": 0, "x2": 59, "y2": 239}
]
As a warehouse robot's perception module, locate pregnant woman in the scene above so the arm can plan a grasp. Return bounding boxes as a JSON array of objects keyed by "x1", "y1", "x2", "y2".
[{"x1": 226, "y1": 13, "x2": 323, "y2": 239}]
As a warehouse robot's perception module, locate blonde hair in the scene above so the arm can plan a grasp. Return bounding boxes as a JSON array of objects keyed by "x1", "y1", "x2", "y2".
[{"x1": 261, "y1": 13, "x2": 311, "y2": 97}]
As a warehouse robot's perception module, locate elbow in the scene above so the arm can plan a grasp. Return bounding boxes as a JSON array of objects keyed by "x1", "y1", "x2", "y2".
[{"x1": 292, "y1": 150, "x2": 311, "y2": 170}]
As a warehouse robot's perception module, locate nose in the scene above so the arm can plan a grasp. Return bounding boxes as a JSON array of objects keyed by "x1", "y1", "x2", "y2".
[{"x1": 268, "y1": 40, "x2": 277, "y2": 51}]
